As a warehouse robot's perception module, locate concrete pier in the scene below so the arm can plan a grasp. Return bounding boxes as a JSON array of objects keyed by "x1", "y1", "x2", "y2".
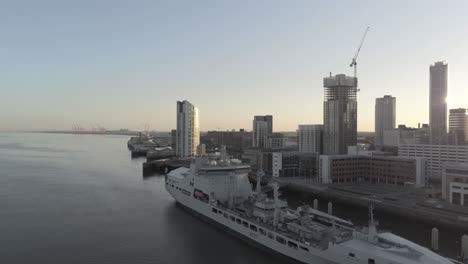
[
  {"x1": 146, "y1": 148, "x2": 175, "y2": 162},
  {"x1": 131, "y1": 148, "x2": 150, "y2": 158},
  {"x1": 462, "y1": 235, "x2": 468, "y2": 261},
  {"x1": 431, "y1": 227, "x2": 439, "y2": 251}
]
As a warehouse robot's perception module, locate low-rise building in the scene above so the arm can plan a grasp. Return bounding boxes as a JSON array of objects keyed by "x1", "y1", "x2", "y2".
[
  {"x1": 319, "y1": 155, "x2": 426, "y2": 187},
  {"x1": 442, "y1": 162, "x2": 468, "y2": 206},
  {"x1": 398, "y1": 144, "x2": 468, "y2": 180},
  {"x1": 196, "y1": 144, "x2": 206, "y2": 156},
  {"x1": 265, "y1": 133, "x2": 285, "y2": 150},
  {"x1": 382, "y1": 124, "x2": 430, "y2": 147},
  {"x1": 272, "y1": 151, "x2": 318, "y2": 178},
  {"x1": 347, "y1": 146, "x2": 395, "y2": 157},
  {"x1": 242, "y1": 149, "x2": 319, "y2": 178}
]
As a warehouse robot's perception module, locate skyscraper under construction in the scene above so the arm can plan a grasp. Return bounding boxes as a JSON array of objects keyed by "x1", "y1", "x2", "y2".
[{"x1": 323, "y1": 74, "x2": 358, "y2": 155}]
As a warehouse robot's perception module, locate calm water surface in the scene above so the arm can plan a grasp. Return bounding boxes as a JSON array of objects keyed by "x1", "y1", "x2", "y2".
[
  {"x1": 0, "y1": 133, "x2": 284, "y2": 264},
  {"x1": 0, "y1": 133, "x2": 463, "y2": 264}
]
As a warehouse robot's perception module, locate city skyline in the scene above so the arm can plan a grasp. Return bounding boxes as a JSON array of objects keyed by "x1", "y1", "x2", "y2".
[{"x1": 2, "y1": 1, "x2": 468, "y2": 132}]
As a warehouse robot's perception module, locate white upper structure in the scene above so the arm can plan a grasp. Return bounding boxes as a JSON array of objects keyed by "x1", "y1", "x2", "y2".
[
  {"x1": 399, "y1": 144, "x2": 468, "y2": 180},
  {"x1": 176, "y1": 100, "x2": 200, "y2": 157},
  {"x1": 429, "y1": 61, "x2": 448, "y2": 145},
  {"x1": 375, "y1": 95, "x2": 396, "y2": 148},
  {"x1": 298, "y1": 125, "x2": 323, "y2": 154}
]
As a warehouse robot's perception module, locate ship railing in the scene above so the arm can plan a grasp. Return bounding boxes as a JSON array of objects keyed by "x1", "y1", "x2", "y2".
[
  {"x1": 353, "y1": 230, "x2": 369, "y2": 241},
  {"x1": 449, "y1": 259, "x2": 467, "y2": 264}
]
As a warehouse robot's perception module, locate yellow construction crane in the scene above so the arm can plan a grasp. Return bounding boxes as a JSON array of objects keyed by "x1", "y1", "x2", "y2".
[{"x1": 350, "y1": 26, "x2": 370, "y2": 78}]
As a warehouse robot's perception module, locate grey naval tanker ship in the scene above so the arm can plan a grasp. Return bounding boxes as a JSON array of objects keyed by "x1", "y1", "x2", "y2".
[{"x1": 165, "y1": 155, "x2": 452, "y2": 264}]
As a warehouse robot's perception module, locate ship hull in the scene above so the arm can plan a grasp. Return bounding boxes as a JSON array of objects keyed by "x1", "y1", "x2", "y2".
[
  {"x1": 175, "y1": 201, "x2": 306, "y2": 264},
  {"x1": 165, "y1": 164, "x2": 454, "y2": 264},
  {"x1": 166, "y1": 181, "x2": 334, "y2": 264}
]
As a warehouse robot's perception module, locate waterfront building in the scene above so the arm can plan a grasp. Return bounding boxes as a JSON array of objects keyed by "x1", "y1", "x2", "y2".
[
  {"x1": 297, "y1": 125, "x2": 323, "y2": 154},
  {"x1": 375, "y1": 95, "x2": 396, "y2": 148},
  {"x1": 429, "y1": 61, "x2": 448, "y2": 145},
  {"x1": 252, "y1": 115, "x2": 273, "y2": 149},
  {"x1": 272, "y1": 151, "x2": 318, "y2": 178},
  {"x1": 265, "y1": 133, "x2": 285, "y2": 150},
  {"x1": 448, "y1": 108, "x2": 468, "y2": 145},
  {"x1": 441, "y1": 162, "x2": 468, "y2": 206},
  {"x1": 398, "y1": 144, "x2": 468, "y2": 180},
  {"x1": 319, "y1": 155, "x2": 426, "y2": 187},
  {"x1": 176, "y1": 100, "x2": 200, "y2": 157},
  {"x1": 323, "y1": 74, "x2": 357, "y2": 155}
]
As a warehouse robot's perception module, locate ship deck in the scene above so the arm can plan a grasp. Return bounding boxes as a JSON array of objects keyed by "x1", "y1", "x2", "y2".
[{"x1": 213, "y1": 202, "x2": 354, "y2": 251}]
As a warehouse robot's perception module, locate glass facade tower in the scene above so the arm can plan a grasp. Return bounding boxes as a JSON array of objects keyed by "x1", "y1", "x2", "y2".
[{"x1": 429, "y1": 61, "x2": 448, "y2": 145}]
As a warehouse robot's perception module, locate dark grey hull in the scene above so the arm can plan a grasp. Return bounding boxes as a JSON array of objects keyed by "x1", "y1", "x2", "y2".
[{"x1": 175, "y1": 201, "x2": 306, "y2": 264}]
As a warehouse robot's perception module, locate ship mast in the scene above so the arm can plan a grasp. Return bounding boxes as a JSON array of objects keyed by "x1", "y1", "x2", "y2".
[
  {"x1": 367, "y1": 204, "x2": 378, "y2": 243},
  {"x1": 256, "y1": 154, "x2": 264, "y2": 194},
  {"x1": 273, "y1": 182, "x2": 280, "y2": 227}
]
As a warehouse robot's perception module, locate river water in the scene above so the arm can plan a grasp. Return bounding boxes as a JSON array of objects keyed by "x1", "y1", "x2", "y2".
[{"x1": 0, "y1": 132, "x2": 463, "y2": 264}]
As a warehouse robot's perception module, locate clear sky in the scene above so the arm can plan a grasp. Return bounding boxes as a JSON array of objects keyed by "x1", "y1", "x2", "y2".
[{"x1": 2, "y1": 0, "x2": 468, "y2": 132}]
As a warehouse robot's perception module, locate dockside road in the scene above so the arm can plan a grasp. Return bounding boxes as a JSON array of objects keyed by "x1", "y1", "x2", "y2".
[{"x1": 275, "y1": 177, "x2": 468, "y2": 232}]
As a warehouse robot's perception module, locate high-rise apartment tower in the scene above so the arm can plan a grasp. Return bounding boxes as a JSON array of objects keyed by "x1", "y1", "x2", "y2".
[
  {"x1": 429, "y1": 61, "x2": 448, "y2": 145},
  {"x1": 297, "y1": 125, "x2": 323, "y2": 154},
  {"x1": 375, "y1": 95, "x2": 396, "y2": 148},
  {"x1": 449, "y1": 108, "x2": 468, "y2": 145},
  {"x1": 252, "y1": 115, "x2": 273, "y2": 149},
  {"x1": 176, "y1": 100, "x2": 200, "y2": 157}
]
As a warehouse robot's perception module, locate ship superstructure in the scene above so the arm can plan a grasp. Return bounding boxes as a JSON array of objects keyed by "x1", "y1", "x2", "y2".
[{"x1": 165, "y1": 156, "x2": 452, "y2": 264}]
